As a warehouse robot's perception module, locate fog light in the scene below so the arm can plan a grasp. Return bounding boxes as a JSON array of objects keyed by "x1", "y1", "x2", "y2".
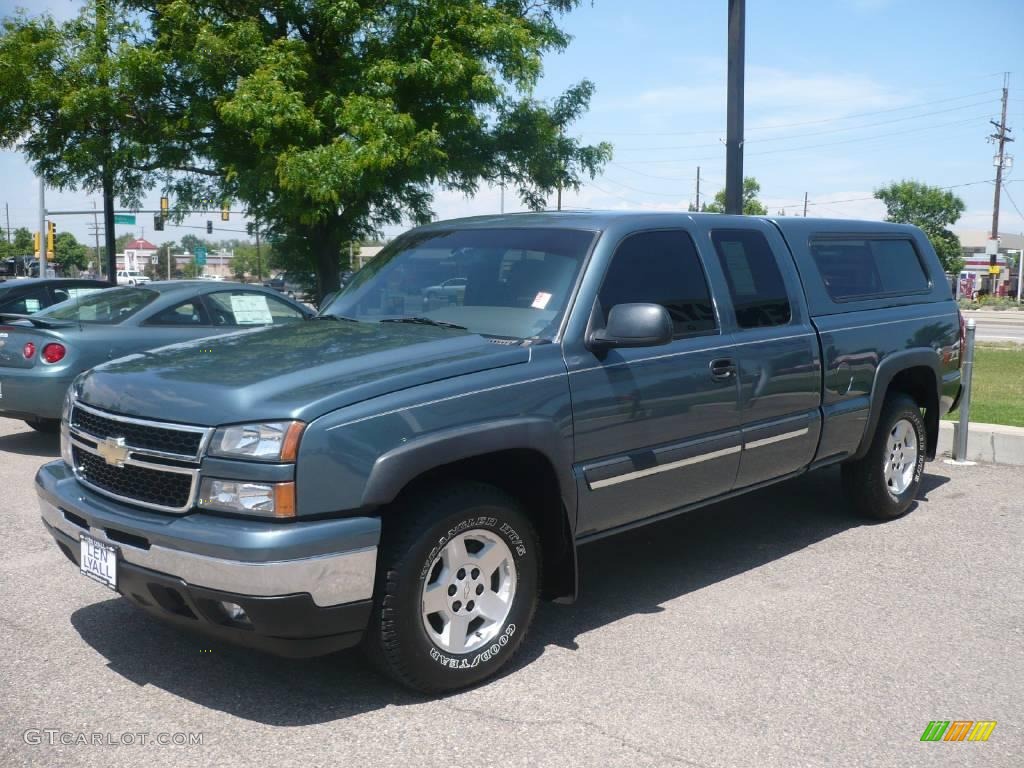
[{"x1": 219, "y1": 601, "x2": 250, "y2": 624}]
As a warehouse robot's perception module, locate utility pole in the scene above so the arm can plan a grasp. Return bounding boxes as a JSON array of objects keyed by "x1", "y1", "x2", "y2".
[
  {"x1": 91, "y1": 201, "x2": 101, "y2": 278},
  {"x1": 803, "y1": 192, "x2": 809, "y2": 218},
  {"x1": 500, "y1": 176, "x2": 505, "y2": 214},
  {"x1": 4, "y1": 202, "x2": 10, "y2": 248},
  {"x1": 724, "y1": 0, "x2": 746, "y2": 215},
  {"x1": 988, "y1": 72, "x2": 1014, "y2": 293},
  {"x1": 255, "y1": 219, "x2": 262, "y2": 281},
  {"x1": 37, "y1": 178, "x2": 47, "y2": 278},
  {"x1": 695, "y1": 166, "x2": 701, "y2": 211}
]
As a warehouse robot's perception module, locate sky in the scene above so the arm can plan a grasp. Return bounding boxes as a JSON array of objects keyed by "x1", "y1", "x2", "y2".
[{"x1": 1, "y1": 0, "x2": 1023, "y2": 250}]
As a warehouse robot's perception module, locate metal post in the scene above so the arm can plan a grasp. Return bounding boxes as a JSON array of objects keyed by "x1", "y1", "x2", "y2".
[
  {"x1": 724, "y1": 0, "x2": 746, "y2": 215},
  {"x1": 1016, "y1": 245, "x2": 1023, "y2": 303},
  {"x1": 38, "y1": 178, "x2": 47, "y2": 278},
  {"x1": 953, "y1": 318, "x2": 976, "y2": 461}
]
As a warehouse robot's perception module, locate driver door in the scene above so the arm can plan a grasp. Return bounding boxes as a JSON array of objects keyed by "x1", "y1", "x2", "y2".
[{"x1": 567, "y1": 229, "x2": 743, "y2": 537}]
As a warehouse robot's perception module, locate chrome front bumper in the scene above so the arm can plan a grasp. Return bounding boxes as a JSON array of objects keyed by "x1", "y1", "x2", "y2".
[{"x1": 36, "y1": 460, "x2": 380, "y2": 608}]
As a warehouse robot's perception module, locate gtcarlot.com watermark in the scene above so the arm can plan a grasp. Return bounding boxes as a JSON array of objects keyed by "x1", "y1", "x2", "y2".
[{"x1": 23, "y1": 729, "x2": 204, "y2": 747}]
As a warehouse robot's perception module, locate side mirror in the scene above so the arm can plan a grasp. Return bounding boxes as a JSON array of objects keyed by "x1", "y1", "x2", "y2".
[{"x1": 588, "y1": 302, "x2": 673, "y2": 351}]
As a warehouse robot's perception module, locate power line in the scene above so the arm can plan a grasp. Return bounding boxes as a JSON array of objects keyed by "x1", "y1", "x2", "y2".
[
  {"x1": 585, "y1": 87, "x2": 1002, "y2": 137},
  {"x1": 612, "y1": 98, "x2": 999, "y2": 151},
  {"x1": 773, "y1": 180, "x2": 994, "y2": 211},
  {"x1": 1002, "y1": 183, "x2": 1024, "y2": 222}
]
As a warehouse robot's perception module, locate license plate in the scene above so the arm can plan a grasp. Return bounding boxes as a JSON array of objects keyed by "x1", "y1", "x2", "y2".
[{"x1": 80, "y1": 534, "x2": 117, "y2": 590}]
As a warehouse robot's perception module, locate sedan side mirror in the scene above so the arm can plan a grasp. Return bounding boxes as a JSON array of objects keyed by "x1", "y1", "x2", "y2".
[{"x1": 588, "y1": 302, "x2": 673, "y2": 351}]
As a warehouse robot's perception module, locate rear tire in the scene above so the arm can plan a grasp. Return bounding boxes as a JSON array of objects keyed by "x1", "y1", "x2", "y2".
[
  {"x1": 24, "y1": 418, "x2": 60, "y2": 434},
  {"x1": 364, "y1": 482, "x2": 540, "y2": 693},
  {"x1": 842, "y1": 393, "x2": 926, "y2": 520}
]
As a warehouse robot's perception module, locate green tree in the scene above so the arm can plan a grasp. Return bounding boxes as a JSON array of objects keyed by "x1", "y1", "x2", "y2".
[
  {"x1": 704, "y1": 177, "x2": 768, "y2": 216},
  {"x1": 12, "y1": 226, "x2": 33, "y2": 254},
  {"x1": 53, "y1": 231, "x2": 88, "y2": 273},
  {"x1": 230, "y1": 243, "x2": 263, "y2": 282},
  {"x1": 139, "y1": 0, "x2": 612, "y2": 299},
  {"x1": 0, "y1": 2, "x2": 185, "y2": 280},
  {"x1": 874, "y1": 180, "x2": 966, "y2": 274}
]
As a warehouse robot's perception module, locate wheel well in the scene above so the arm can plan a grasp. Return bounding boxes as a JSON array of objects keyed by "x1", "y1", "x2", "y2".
[
  {"x1": 887, "y1": 365, "x2": 940, "y2": 459},
  {"x1": 392, "y1": 449, "x2": 576, "y2": 602}
]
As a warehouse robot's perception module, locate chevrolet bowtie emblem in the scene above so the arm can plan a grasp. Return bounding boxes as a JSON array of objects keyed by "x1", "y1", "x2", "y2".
[{"x1": 97, "y1": 437, "x2": 129, "y2": 468}]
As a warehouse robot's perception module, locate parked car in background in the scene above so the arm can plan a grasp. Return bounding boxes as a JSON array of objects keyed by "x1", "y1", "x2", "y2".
[
  {"x1": 34, "y1": 212, "x2": 962, "y2": 693},
  {"x1": 116, "y1": 268, "x2": 149, "y2": 286},
  {"x1": 262, "y1": 272, "x2": 313, "y2": 300},
  {"x1": 0, "y1": 278, "x2": 110, "y2": 316},
  {"x1": 0, "y1": 280, "x2": 312, "y2": 431},
  {"x1": 421, "y1": 276, "x2": 467, "y2": 309}
]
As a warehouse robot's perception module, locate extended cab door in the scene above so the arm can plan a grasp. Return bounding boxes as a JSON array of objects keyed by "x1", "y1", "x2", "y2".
[
  {"x1": 699, "y1": 221, "x2": 823, "y2": 489},
  {"x1": 566, "y1": 228, "x2": 743, "y2": 537}
]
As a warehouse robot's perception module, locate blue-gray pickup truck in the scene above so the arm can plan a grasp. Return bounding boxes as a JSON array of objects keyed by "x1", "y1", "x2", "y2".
[{"x1": 36, "y1": 212, "x2": 963, "y2": 692}]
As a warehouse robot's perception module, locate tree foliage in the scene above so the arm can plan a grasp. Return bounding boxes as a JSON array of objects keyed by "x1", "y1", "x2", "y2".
[
  {"x1": 135, "y1": 0, "x2": 611, "y2": 298},
  {"x1": 703, "y1": 177, "x2": 768, "y2": 216},
  {"x1": 0, "y1": 226, "x2": 34, "y2": 259},
  {"x1": 54, "y1": 232, "x2": 88, "y2": 272},
  {"x1": 874, "y1": 180, "x2": 966, "y2": 274}
]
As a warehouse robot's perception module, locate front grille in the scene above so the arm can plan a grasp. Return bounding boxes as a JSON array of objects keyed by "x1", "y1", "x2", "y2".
[
  {"x1": 71, "y1": 406, "x2": 203, "y2": 457},
  {"x1": 73, "y1": 446, "x2": 193, "y2": 510}
]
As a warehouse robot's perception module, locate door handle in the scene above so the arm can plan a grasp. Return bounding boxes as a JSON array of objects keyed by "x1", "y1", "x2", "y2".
[{"x1": 709, "y1": 358, "x2": 737, "y2": 381}]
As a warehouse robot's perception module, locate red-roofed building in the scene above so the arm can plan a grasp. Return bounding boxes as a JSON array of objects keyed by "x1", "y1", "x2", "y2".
[{"x1": 117, "y1": 238, "x2": 159, "y2": 272}]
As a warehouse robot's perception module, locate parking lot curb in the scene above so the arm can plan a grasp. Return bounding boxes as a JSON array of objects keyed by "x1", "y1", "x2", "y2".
[{"x1": 938, "y1": 420, "x2": 1024, "y2": 466}]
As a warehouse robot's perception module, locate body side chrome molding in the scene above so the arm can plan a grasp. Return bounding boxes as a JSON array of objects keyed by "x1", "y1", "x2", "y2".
[
  {"x1": 744, "y1": 427, "x2": 810, "y2": 450},
  {"x1": 588, "y1": 445, "x2": 741, "y2": 490}
]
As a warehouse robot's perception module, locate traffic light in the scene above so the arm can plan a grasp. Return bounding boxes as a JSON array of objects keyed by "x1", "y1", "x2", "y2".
[
  {"x1": 33, "y1": 231, "x2": 40, "y2": 255},
  {"x1": 154, "y1": 214, "x2": 164, "y2": 231},
  {"x1": 160, "y1": 196, "x2": 169, "y2": 215},
  {"x1": 46, "y1": 221, "x2": 56, "y2": 254},
  {"x1": 221, "y1": 202, "x2": 230, "y2": 222},
  {"x1": 206, "y1": 220, "x2": 213, "y2": 234}
]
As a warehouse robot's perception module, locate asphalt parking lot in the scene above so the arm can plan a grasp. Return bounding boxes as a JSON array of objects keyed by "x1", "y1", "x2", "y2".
[{"x1": 0, "y1": 417, "x2": 1020, "y2": 768}]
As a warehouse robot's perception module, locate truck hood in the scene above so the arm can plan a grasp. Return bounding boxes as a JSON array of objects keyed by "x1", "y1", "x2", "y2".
[{"x1": 76, "y1": 320, "x2": 529, "y2": 424}]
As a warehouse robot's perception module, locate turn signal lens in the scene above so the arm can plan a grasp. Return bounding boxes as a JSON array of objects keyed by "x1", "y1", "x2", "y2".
[
  {"x1": 42, "y1": 343, "x2": 66, "y2": 364},
  {"x1": 23, "y1": 342, "x2": 35, "y2": 359}
]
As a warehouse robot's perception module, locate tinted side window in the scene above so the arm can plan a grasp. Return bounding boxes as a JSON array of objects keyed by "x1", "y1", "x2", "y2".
[
  {"x1": 598, "y1": 230, "x2": 717, "y2": 337},
  {"x1": 0, "y1": 286, "x2": 49, "y2": 314},
  {"x1": 147, "y1": 300, "x2": 209, "y2": 326},
  {"x1": 810, "y1": 238, "x2": 929, "y2": 300},
  {"x1": 711, "y1": 229, "x2": 792, "y2": 329}
]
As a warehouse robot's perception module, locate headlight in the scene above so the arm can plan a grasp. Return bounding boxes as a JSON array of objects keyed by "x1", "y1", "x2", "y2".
[
  {"x1": 207, "y1": 421, "x2": 304, "y2": 462},
  {"x1": 60, "y1": 391, "x2": 73, "y2": 467},
  {"x1": 198, "y1": 478, "x2": 295, "y2": 518}
]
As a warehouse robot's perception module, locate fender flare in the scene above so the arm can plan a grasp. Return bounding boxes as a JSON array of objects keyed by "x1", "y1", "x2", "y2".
[
  {"x1": 854, "y1": 348, "x2": 942, "y2": 461},
  {"x1": 361, "y1": 417, "x2": 579, "y2": 602},
  {"x1": 361, "y1": 417, "x2": 576, "y2": 513}
]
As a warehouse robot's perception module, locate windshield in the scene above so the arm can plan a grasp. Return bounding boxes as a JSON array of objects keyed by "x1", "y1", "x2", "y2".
[
  {"x1": 39, "y1": 286, "x2": 157, "y2": 324},
  {"x1": 324, "y1": 228, "x2": 595, "y2": 339}
]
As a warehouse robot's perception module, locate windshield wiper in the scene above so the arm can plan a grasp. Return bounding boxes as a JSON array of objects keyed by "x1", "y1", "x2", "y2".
[
  {"x1": 379, "y1": 316, "x2": 468, "y2": 330},
  {"x1": 312, "y1": 314, "x2": 360, "y2": 323}
]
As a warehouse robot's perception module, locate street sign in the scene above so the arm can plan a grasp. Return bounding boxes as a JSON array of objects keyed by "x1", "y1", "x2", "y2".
[
  {"x1": 989, "y1": 265, "x2": 1001, "y2": 275},
  {"x1": 113, "y1": 214, "x2": 136, "y2": 225},
  {"x1": 194, "y1": 246, "x2": 207, "y2": 266}
]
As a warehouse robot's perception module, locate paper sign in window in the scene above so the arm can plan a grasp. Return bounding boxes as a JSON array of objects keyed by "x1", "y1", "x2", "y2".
[
  {"x1": 531, "y1": 292, "x2": 552, "y2": 310},
  {"x1": 229, "y1": 294, "x2": 274, "y2": 324},
  {"x1": 24, "y1": 299, "x2": 41, "y2": 313}
]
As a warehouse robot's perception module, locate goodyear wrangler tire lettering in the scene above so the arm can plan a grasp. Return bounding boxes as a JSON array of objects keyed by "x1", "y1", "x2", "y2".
[{"x1": 365, "y1": 483, "x2": 539, "y2": 693}]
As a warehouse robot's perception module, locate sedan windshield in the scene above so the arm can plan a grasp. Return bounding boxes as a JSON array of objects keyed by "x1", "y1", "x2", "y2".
[
  {"x1": 324, "y1": 228, "x2": 595, "y2": 339},
  {"x1": 38, "y1": 287, "x2": 157, "y2": 324}
]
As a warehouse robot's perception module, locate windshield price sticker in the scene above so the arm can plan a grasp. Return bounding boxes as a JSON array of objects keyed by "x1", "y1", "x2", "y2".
[
  {"x1": 230, "y1": 294, "x2": 274, "y2": 324},
  {"x1": 531, "y1": 292, "x2": 552, "y2": 310}
]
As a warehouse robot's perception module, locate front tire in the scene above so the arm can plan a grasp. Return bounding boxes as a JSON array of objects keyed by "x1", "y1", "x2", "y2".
[
  {"x1": 364, "y1": 483, "x2": 539, "y2": 693},
  {"x1": 842, "y1": 393, "x2": 926, "y2": 520}
]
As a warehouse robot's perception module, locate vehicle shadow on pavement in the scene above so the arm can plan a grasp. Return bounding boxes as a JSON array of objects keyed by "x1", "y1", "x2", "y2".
[
  {"x1": 516, "y1": 467, "x2": 948, "y2": 661},
  {"x1": 0, "y1": 427, "x2": 60, "y2": 458},
  {"x1": 68, "y1": 466, "x2": 947, "y2": 723}
]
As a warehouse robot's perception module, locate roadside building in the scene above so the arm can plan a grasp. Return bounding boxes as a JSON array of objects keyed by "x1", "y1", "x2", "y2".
[
  {"x1": 116, "y1": 238, "x2": 159, "y2": 273},
  {"x1": 955, "y1": 230, "x2": 1023, "y2": 298}
]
